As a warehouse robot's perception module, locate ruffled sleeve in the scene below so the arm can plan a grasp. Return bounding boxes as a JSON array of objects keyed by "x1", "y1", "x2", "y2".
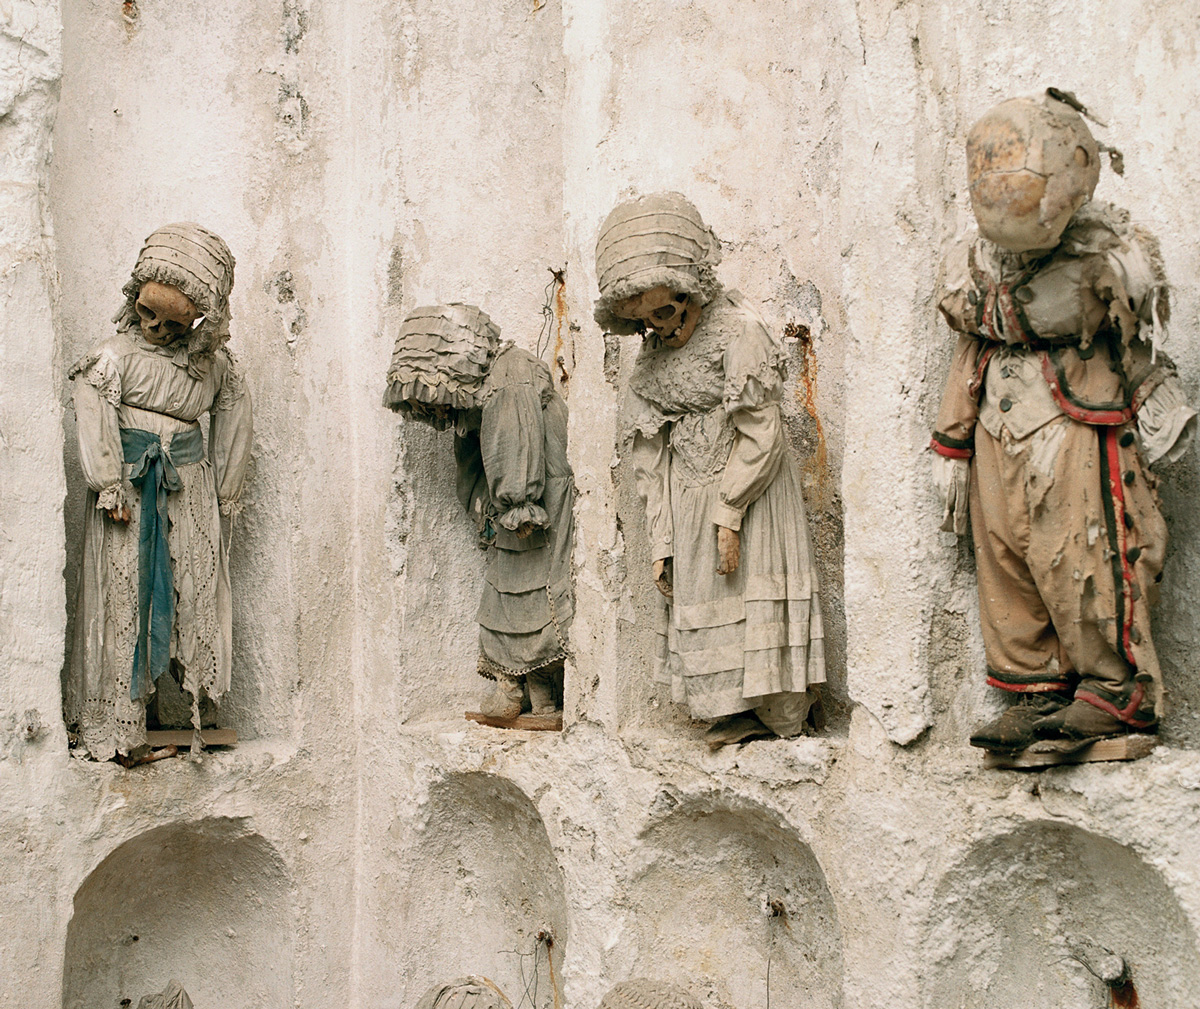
[
  {"x1": 209, "y1": 348, "x2": 253, "y2": 516},
  {"x1": 479, "y1": 350, "x2": 549, "y2": 533},
  {"x1": 68, "y1": 345, "x2": 129, "y2": 510},
  {"x1": 713, "y1": 304, "x2": 787, "y2": 530}
]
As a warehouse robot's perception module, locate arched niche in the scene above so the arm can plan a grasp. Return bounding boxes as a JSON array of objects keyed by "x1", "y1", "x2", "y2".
[
  {"x1": 395, "y1": 772, "x2": 568, "y2": 1008},
  {"x1": 63, "y1": 818, "x2": 293, "y2": 1009},
  {"x1": 627, "y1": 798, "x2": 843, "y2": 1008},
  {"x1": 923, "y1": 820, "x2": 1200, "y2": 1008}
]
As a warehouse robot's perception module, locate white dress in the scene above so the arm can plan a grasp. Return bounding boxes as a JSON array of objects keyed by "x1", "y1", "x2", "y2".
[
  {"x1": 626, "y1": 292, "x2": 825, "y2": 719},
  {"x1": 66, "y1": 328, "x2": 252, "y2": 758}
]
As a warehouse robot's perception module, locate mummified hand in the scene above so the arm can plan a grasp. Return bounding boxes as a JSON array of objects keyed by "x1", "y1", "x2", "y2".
[
  {"x1": 107, "y1": 506, "x2": 132, "y2": 523},
  {"x1": 652, "y1": 557, "x2": 674, "y2": 599},
  {"x1": 515, "y1": 522, "x2": 536, "y2": 539},
  {"x1": 716, "y1": 525, "x2": 740, "y2": 576}
]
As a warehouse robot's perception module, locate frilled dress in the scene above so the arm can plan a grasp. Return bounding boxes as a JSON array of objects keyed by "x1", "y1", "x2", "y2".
[
  {"x1": 453, "y1": 344, "x2": 574, "y2": 679},
  {"x1": 67, "y1": 328, "x2": 252, "y2": 758},
  {"x1": 626, "y1": 292, "x2": 825, "y2": 719}
]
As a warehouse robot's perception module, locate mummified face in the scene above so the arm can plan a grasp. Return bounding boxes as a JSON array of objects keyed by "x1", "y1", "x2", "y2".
[
  {"x1": 613, "y1": 285, "x2": 702, "y2": 348},
  {"x1": 135, "y1": 280, "x2": 201, "y2": 345}
]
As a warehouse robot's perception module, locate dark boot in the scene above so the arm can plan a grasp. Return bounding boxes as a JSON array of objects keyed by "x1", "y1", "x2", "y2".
[
  {"x1": 705, "y1": 712, "x2": 774, "y2": 750},
  {"x1": 1032, "y1": 697, "x2": 1150, "y2": 741},
  {"x1": 969, "y1": 692, "x2": 1071, "y2": 752}
]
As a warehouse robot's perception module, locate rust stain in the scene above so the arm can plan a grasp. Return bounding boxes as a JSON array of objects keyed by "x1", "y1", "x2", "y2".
[
  {"x1": 1110, "y1": 979, "x2": 1139, "y2": 1008},
  {"x1": 785, "y1": 321, "x2": 827, "y2": 496},
  {"x1": 550, "y1": 267, "x2": 570, "y2": 395}
]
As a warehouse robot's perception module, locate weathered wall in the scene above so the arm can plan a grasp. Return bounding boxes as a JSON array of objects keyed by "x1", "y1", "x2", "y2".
[{"x1": 0, "y1": 1, "x2": 1198, "y2": 1008}]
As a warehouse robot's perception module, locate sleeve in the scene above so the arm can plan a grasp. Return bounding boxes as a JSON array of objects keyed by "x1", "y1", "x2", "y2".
[
  {"x1": 1137, "y1": 369, "x2": 1197, "y2": 466},
  {"x1": 69, "y1": 348, "x2": 128, "y2": 511},
  {"x1": 930, "y1": 334, "x2": 985, "y2": 458},
  {"x1": 930, "y1": 242, "x2": 987, "y2": 458},
  {"x1": 209, "y1": 349, "x2": 254, "y2": 516},
  {"x1": 479, "y1": 369, "x2": 549, "y2": 532},
  {"x1": 713, "y1": 308, "x2": 787, "y2": 531},
  {"x1": 631, "y1": 426, "x2": 674, "y2": 561},
  {"x1": 454, "y1": 430, "x2": 494, "y2": 545}
]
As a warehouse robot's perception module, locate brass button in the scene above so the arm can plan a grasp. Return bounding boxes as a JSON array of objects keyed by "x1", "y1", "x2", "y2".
[
  {"x1": 999, "y1": 397, "x2": 1013, "y2": 412},
  {"x1": 1124, "y1": 471, "x2": 1136, "y2": 486},
  {"x1": 1014, "y1": 286, "x2": 1034, "y2": 303},
  {"x1": 1120, "y1": 431, "x2": 1135, "y2": 448},
  {"x1": 1127, "y1": 546, "x2": 1143, "y2": 563}
]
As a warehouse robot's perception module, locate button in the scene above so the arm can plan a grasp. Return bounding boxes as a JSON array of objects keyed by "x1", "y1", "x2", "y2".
[
  {"x1": 967, "y1": 289, "x2": 978, "y2": 306},
  {"x1": 1120, "y1": 431, "x2": 1135, "y2": 448},
  {"x1": 1131, "y1": 584, "x2": 1142, "y2": 601},
  {"x1": 1124, "y1": 471, "x2": 1136, "y2": 486},
  {"x1": 1124, "y1": 512, "x2": 1134, "y2": 529},
  {"x1": 663, "y1": 534, "x2": 672, "y2": 544},
  {"x1": 1130, "y1": 627, "x2": 1142, "y2": 644},
  {"x1": 1014, "y1": 286, "x2": 1034, "y2": 303},
  {"x1": 999, "y1": 397, "x2": 1013, "y2": 412},
  {"x1": 1127, "y1": 546, "x2": 1142, "y2": 563}
]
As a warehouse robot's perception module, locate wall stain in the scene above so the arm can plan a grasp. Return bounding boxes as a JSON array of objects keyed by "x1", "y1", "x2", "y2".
[{"x1": 785, "y1": 320, "x2": 827, "y2": 496}]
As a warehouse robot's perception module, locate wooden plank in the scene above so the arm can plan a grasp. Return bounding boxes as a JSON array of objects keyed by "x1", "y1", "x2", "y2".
[
  {"x1": 465, "y1": 711, "x2": 562, "y2": 732},
  {"x1": 983, "y1": 733, "x2": 1157, "y2": 770},
  {"x1": 145, "y1": 728, "x2": 238, "y2": 748}
]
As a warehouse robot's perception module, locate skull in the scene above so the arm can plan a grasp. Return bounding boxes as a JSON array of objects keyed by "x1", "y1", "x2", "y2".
[
  {"x1": 613, "y1": 285, "x2": 701, "y2": 348},
  {"x1": 135, "y1": 280, "x2": 201, "y2": 345},
  {"x1": 966, "y1": 93, "x2": 1100, "y2": 253}
]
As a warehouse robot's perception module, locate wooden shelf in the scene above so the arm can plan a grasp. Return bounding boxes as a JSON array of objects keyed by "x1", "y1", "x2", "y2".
[
  {"x1": 984, "y1": 733, "x2": 1157, "y2": 769},
  {"x1": 464, "y1": 711, "x2": 562, "y2": 732}
]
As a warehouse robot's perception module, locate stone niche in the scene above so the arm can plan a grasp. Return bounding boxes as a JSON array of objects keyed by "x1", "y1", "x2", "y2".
[
  {"x1": 393, "y1": 772, "x2": 568, "y2": 1007},
  {"x1": 923, "y1": 820, "x2": 1200, "y2": 1008},
  {"x1": 62, "y1": 818, "x2": 293, "y2": 1009},
  {"x1": 626, "y1": 797, "x2": 843, "y2": 1008}
]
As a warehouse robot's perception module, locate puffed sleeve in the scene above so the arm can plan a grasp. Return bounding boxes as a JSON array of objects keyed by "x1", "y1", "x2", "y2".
[
  {"x1": 209, "y1": 348, "x2": 254, "y2": 516},
  {"x1": 713, "y1": 306, "x2": 787, "y2": 531},
  {"x1": 630, "y1": 420, "x2": 674, "y2": 562},
  {"x1": 68, "y1": 346, "x2": 129, "y2": 511},
  {"x1": 479, "y1": 356, "x2": 549, "y2": 532}
]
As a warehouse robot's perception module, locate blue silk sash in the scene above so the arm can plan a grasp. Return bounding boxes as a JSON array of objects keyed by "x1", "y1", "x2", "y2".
[{"x1": 121, "y1": 425, "x2": 205, "y2": 701}]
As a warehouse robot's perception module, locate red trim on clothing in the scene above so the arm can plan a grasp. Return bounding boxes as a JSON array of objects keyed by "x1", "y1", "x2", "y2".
[
  {"x1": 998, "y1": 284, "x2": 1031, "y2": 343},
  {"x1": 930, "y1": 437, "x2": 972, "y2": 459},
  {"x1": 1040, "y1": 353, "x2": 1135, "y2": 425},
  {"x1": 986, "y1": 675, "x2": 1072, "y2": 694},
  {"x1": 968, "y1": 344, "x2": 999, "y2": 397},
  {"x1": 1102, "y1": 428, "x2": 1137, "y2": 662},
  {"x1": 1076, "y1": 686, "x2": 1156, "y2": 729}
]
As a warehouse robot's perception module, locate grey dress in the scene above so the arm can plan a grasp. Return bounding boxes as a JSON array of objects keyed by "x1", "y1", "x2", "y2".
[
  {"x1": 454, "y1": 344, "x2": 574, "y2": 678},
  {"x1": 625, "y1": 292, "x2": 824, "y2": 718}
]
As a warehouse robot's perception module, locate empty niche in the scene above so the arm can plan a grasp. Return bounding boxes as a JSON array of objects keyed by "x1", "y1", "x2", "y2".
[
  {"x1": 396, "y1": 772, "x2": 568, "y2": 1007},
  {"x1": 627, "y1": 799, "x2": 843, "y2": 1008},
  {"x1": 63, "y1": 818, "x2": 293, "y2": 1009},
  {"x1": 923, "y1": 821, "x2": 1200, "y2": 1008}
]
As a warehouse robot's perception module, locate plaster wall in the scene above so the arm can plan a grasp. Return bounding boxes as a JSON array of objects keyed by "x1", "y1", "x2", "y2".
[{"x1": 0, "y1": 1, "x2": 1198, "y2": 1008}]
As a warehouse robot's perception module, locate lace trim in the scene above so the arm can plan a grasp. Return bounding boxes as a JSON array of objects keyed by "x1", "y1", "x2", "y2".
[{"x1": 68, "y1": 348, "x2": 122, "y2": 408}]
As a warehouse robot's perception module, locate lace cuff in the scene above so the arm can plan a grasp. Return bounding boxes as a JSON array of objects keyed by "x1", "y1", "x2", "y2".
[
  {"x1": 96, "y1": 481, "x2": 129, "y2": 512},
  {"x1": 495, "y1": 502, "x2": 549, "y2": 532}
]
